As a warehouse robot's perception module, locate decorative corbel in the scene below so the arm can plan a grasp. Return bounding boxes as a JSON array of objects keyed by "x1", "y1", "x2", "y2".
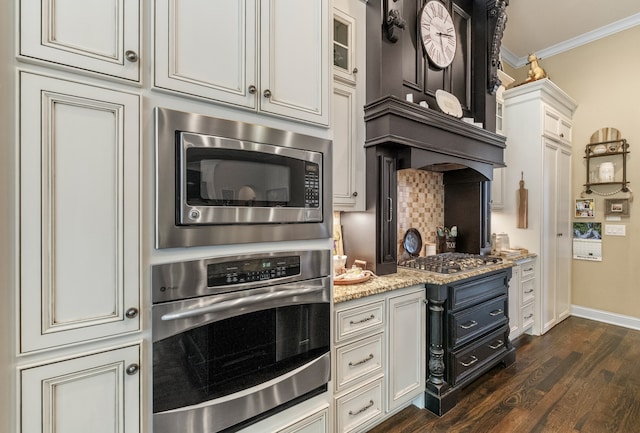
[
  {"x1": 384, "y1": 0, "x2": 406, "y2": 43},
  {"x1": 488, "y1": 0, "x2": 509, "y2": 94}
]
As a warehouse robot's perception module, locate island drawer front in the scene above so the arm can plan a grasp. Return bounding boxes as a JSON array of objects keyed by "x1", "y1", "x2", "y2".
[
  {"x1": 449, "y1": 271, "x2": 509, "y2": 312},
  {"x1": 449, "y1": 295, "x2": 508, "y2": 348},
  {"x1": 335, "y1": 377, "x2": 384, "y2": 433},
  {"x1": 335, "y1": 300, "x2": 385, "y2": 343},
  {"x1": 335, "y1": 333, "x2": 384, "y2": 392},
  {"x1": 449, "y1": 325, "x2": 509, "y2": 386}
]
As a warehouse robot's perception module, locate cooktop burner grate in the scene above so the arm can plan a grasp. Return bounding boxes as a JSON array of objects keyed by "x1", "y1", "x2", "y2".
[{"x1": 398, "y1": 252, "x2": 503, "y2": 274}]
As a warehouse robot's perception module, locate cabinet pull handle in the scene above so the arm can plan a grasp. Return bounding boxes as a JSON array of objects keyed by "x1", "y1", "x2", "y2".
[
  {"x1": 387, "y1": 197, "x2": 393, "y2": 222},
  {"x1": 248, "y1": 85, "x2": 257, "y2": 94},
  {"x1": 125, "y1": 50, "x2": 138, "y2": 62},
  {"x1": 350, "y1": 314, "x2": 375, "y2": 325},
  {"x1": 125, "y1": 307, "x2": 139, "y2": 319},
  {"x1": 460, "y1": 320, "x2": 478, "y2": 329},
  {"x1": 524, "y1": 313, "x2": 534, "y2": 320},
  {"x1": 460, "y1": 355, "x2": 478, "y2": 367},
  {"x1": 349, "y1": 354, "x2": 374, "y2": 367},
  {"x1": 524, "y1": 267, "x2": 534, "y2": 272},
  {"x1": 263, "y1": 89, "x2": 272, "y2": 98},
  {"x1": 125, "y1": 364, "x2": 139, "y2": 375},
  {"x1": 489, "y1": 340, "x2": 505, "y2": 350},
  {"x1": 489, "y1": 309, "x2": 504, "y2": 316},
  {"x1": 524, "y1": 289, "x2": 534, "y2": 294},
  {"x1": 349, "y1": 400, "x2": 374, "y2": 416}
]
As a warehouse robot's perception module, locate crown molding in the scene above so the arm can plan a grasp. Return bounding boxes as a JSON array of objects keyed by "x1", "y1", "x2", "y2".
[{"x1": 502, "y1": 12, "x2": 640, "y2": 68}]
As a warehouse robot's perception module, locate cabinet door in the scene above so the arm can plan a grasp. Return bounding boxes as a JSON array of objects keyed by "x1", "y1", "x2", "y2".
[
  {"x1": 541, "y1": 139, "x2": 571, "y2": 334},
  {"x1": 20, "y1": 0, "x2": 140, "y2": 81},
  {"x1": 21, "y1": 345, "x2": 140, "y2": 433},
  {"x1": 387, "y1": 289, "x2": 426, "y2": 412},
  {"x1": 260, "y1": 0, "x2": 329, "y2": 125},
  {"x1": 19, "y1": 72, "x2": 140, "y2": 353},
  {"x1": 556, "y1": 147, "x2": 572, "y2": 323},
  {"x1": 154, "y1": 0, "x2": 258, "y2": 108},
  {"x1": 332, "y1": 81, "x2": 364, "y2": 210},
  {"x1": 378, "y1": 154, "x2": 398, "y2": 272},
  {"x1": 332, "y1": 1, "x2": 365, "y2": 211},
  {"x1": 541, "y1": 140, "x2": 558, "y2": 334}
]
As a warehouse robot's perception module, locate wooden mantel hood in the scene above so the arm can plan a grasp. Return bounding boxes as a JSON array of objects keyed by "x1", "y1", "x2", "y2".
[{"x1": 364, "y1": 96, "x2": 507, "y2": 180}]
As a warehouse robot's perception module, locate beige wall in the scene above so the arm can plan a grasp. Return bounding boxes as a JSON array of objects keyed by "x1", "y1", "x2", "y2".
[{"x1": 507, "y1": 26, "x2": 640, "y2": 319}]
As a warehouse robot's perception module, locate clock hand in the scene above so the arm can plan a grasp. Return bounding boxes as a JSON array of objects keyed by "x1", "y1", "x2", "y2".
[{"x1": 436, "y1": 32, "x2": 453, "y2": 38}]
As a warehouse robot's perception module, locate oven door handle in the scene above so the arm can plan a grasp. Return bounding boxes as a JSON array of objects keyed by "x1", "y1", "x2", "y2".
[{"x1": 160, "y1": 286, "x2": 324, "y2": 321}]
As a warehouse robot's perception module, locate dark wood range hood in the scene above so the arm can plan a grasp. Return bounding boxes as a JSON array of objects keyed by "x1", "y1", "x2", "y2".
[
  {"x1": 340, "y1": 0, "x2": 509, "y2": 275},
  {"x1": 364, "y1": 95, "x2": 506, "y2": 177}
]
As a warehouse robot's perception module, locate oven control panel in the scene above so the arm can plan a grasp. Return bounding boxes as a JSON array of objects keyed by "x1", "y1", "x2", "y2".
[{"x1": 208, "y1": 256, "x2": 301, "y2": 287}]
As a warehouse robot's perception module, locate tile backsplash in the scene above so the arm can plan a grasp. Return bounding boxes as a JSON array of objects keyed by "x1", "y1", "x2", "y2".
[{"x1": 397, "y1": 169, "x2": 444, "y2": 258}]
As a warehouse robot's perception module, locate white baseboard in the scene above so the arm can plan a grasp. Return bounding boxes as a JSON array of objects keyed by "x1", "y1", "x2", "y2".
[{"x1": 571, "y1": 305, "x2": 640, "y2": 331}]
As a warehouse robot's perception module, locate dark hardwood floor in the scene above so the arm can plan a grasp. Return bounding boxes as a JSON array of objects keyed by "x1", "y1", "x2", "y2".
[{"x1": 367, "y1": 316, "x2": 640, "y2": 433}]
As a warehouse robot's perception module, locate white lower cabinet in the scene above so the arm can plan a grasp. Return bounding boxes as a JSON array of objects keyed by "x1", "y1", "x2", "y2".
[
  {"x1": 333, "y1": 286, "x2": 426, "y2": 433},
  {"x1": 387, "y1": 290, "x2": 426, "y2": 412},
  {"x1": 20, "y1": 345, "x2": 140, "y2": 433},
  {"x1": 508, "y1": 256, "x2": 537, "y2": 340}
]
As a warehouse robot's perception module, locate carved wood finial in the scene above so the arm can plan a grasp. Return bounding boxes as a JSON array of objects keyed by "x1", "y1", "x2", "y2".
[{"x1": 488, "y1": 0, "x2": 509, "y2": 95}]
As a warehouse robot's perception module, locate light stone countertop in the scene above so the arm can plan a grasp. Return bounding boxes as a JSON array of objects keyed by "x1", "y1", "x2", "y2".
[{"x1": 333, "y1": 259, "x2": 522, "y2": 304}]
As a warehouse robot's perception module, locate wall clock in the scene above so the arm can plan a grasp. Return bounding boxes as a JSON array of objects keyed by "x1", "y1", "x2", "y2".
[{"x1": 420, "y1": 1, "x2": 457, "y2": 69}]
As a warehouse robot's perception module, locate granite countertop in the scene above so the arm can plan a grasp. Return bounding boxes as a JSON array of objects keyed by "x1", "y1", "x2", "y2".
[{"x1": 333, "y1": 260, "x2": 517, "y2": 304}]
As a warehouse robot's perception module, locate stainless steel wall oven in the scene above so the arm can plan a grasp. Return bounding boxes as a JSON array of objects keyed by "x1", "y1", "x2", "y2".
[
  {"x1": 151, "y1": 250, "x2": 331, "y2": 433},
  {"x1": 155, "y1": 107, "x2": 332, "y2": 249}
]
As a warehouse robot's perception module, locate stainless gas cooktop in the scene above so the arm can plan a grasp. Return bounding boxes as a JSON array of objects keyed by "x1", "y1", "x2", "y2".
[{"x1": 398, "y1": 252, "x2": 503, "y2": 274}]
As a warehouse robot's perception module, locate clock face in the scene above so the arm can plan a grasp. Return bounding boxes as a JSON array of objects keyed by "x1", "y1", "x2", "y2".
[{"x1": 420, "y1": 1, "x2": 457, "y2": 69}]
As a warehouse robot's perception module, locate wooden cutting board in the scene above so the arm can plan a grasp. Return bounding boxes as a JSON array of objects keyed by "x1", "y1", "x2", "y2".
[{"x1": 517, "y1": 173, "x2": 528, "y2": 229}]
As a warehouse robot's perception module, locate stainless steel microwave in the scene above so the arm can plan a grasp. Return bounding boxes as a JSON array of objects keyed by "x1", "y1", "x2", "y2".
[{"x1": 155, "y1": 107, "x2": 332, "y2": 249}]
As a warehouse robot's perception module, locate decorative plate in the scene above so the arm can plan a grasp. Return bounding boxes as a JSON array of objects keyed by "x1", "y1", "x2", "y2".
[
  {"x1": 435, "y1": 89, "x2": 462, "y2": 118},
  {"x1": 403, "y1": 228, "x2": 423, "y2": 256}
]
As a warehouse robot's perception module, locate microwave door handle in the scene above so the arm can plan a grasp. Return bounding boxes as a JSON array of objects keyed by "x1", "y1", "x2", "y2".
[{"x1": 160, "y1": 286, "x2": 324, "y2": 321}]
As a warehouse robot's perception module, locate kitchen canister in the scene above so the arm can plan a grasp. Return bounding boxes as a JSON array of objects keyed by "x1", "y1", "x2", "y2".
[{"x1": 599, "y1": 162, "x2": 614, "y2": 182}]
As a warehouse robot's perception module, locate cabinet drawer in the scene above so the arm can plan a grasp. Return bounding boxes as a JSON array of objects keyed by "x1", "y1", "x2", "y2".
[
  {"x1": 521, "y1": 278, "x2": 535, "y2": 303},
  {"x1": 335, "y1": 300, "x2": 385, "y2": 343},
  {"x1": 335, "y1": 333, "x2": 384, "y2": 392},
  {"x1": 450, "y1": 295, "x2": 508, "y2": 348},
  {"x1": 450, "y1": 325, "x2": 509, "y2": 386},
  {"x1": 520, "y1": 262, "x2": 535, "y2": 280},
  {"x1": 335, "y1": 378, "x2": 384, "y2": 433},
  {"x1": 449, "y1": 271, "x2": 509, "y2": 312},
  {"x1": 521, "y1": 303, "x2": 535, "y2": 329}
]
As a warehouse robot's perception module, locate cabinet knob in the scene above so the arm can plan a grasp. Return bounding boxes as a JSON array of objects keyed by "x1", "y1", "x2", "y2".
[
  {"x1": 126, "y1": 364, "x2": 139, "y2": 375},
  {"x1": 263, "y1": 89, "x2": 272, "y2": 98},
  {"x1": 125, "y1": 307, "x2": 138, "y2": 319},
  {"x1": 560, "y1": 133, "x2": 565, "y2": 138},
  {"x1": 248, "y1": 85, "x2": 257, "y2": 94},
  {"x1": 352, "y1": 191, "x2": 358, "y2": 197},
  {"x1": 125, "y1": 50, "x2": 139, "y2": 63},
  {"x1": 352, "y1": 67, "x2": 358, "y2": 74}
]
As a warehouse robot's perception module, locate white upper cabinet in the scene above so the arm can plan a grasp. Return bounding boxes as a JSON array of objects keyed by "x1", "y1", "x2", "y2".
[
  {"x1": 155, "y1": 0, "x2": 329, "y2": 125},
  {"x1": 154, "y1": 0, "x2": 258, "y2": 108},
  {"x1": 20, "y1": 0, "x2": 141, "y2": 81},
  {"x1": 332, "y1": 0, "x2": 366, "y2": 211},
  {"x1": 19, "y1": 71, "x2": 140, "y2": 353}
]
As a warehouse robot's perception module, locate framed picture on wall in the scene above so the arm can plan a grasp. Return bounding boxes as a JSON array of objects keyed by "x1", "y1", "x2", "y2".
[
  {"x1": 604, "y1": 198, "x2": 629, "y2": 216},
  {"x1": 575, "y1": 198, "x2": 595, "y2": 218}
]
